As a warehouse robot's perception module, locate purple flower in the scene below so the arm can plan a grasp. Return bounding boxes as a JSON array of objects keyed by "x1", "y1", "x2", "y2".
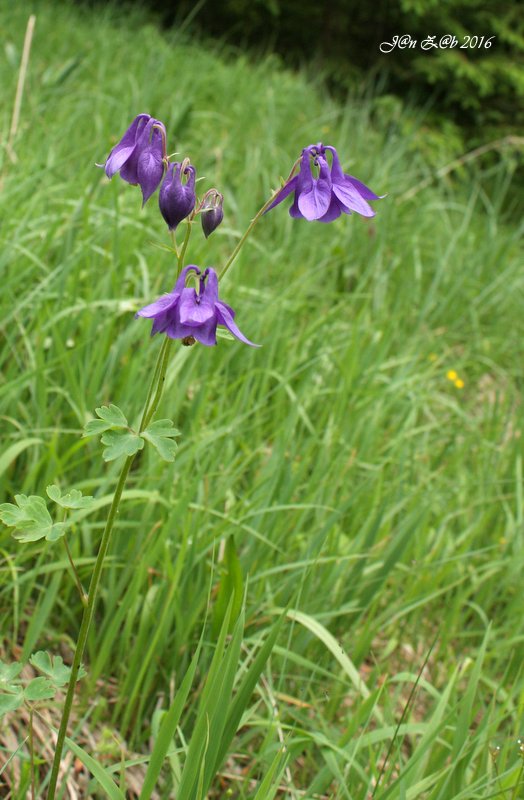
[
  {"x1": 136, "y1": 265, "x2": 258, "y2": 347},
  {"x1": 265, "y1": 143, "x2": 382, "y2": 222},
  {"x1": 200, "y1": 190, "x2": 224, "y2": 238},
  {"x1": 102, "y1": 113, "x2": 166, "y2": 205},
  {"x1": 159, "y1": 161, "x2": 196, "y2": 231}
]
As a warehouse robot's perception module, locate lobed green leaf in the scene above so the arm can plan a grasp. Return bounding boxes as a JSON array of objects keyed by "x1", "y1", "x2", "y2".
[
  {"x1": 0, "y1": 690, "x2": 24, "y2": 718},
  {"x1": 0, "y1": 661, "x2": 23, "y2": 684},
  {"x1": 46, "y1": 484, "x2": 94, "y2": 509},
  {"x1": 30, "y1": 651, "x2": 86, "y2": 687},
  {"x1": 0, "y1": 495, "x2": 67, "y2": 543},
  {"x1": 100, "y1": 430, "x2": 144, "y2": 462},
  {"x1": 24, "y1": 677, "x2": 56, "y2": 702},
  {"x1": 84, "y1": 403, "x2": 129, "y2": 436},
  {"x1": 142, "y1": 419, "x2": 180, "y2": 462}
]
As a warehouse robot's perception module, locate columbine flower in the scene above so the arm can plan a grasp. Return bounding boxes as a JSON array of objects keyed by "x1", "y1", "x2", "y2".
[
  {"x1": 102, "y1": 114, "x2": 166, "y2": 205},
  {"x1": 159, "y1": 160, "x2": 196, "y2": 231},
  {"x1": 137, "y1": 265, "x2": 258, "y2": 347},
  {"x1": 199, "y1": 190, "x2": 224, "y2": 238},
  {"x1": 265, "y1": 143, "x2": 381, "y2": 222}
]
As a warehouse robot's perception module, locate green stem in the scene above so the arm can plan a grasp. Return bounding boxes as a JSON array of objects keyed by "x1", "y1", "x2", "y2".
[
  {"x1": 141, "y1": 338, "x2": 172, "y2": 432},
  {"x1": 29, "y1": 706, "x2": 35, "y2": 800},
  {"x1": 177, "y1": 219, "x2": 192, "y2": 275},
  {"x1": 63, "y1": 537, "x2": 87, "y2": 606},
  {"x1": 218, "y1": 162, "x2": 300, "y2": 282},
  {"x1": 47, "y1": 341, "x2": 172, "y2": 798},
  {"x1": 139, "y1": 337, "x2": 169, "y2": 432},
  {"x1": 47, "y1": 455, "x2": 133, "y2": 798},
  {"x1": 170, "y1": 229, "x2": 179, "y2": 260}
]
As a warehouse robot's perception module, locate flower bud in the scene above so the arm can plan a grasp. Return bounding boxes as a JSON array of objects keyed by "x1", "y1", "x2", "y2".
[
  {"x1": 159, "y1": 160, "x2": 196, "y2": 230},
  {"x1": 200, "y1": 190, "x2": 224, "y2": 239}
]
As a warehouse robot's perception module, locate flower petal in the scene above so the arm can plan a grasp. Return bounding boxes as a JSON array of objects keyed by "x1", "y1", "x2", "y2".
[
  {"x1": 264, "y1": 175, "x2": 298, "y2": 213},
  {"x1": 178, "y1": 290, "x2": 215, "y2": 326},
  {"x1": 216, "y1": 302, "x2": 259, "y2": 347},
  {"x1": 289, "y1": 195, "x2": 304, "y2": 218},
  {"x1": 137, "y1": 151, "x2": 164, "y2": 205},
  {"x1": 297, "y1": 179, "x2": 332, "y2": 220},
  {"x1": 193, "y1": 318, "x2": 218, "y2": 346},
  {"x1": 105, "y1": 145, "x2": 137, "y2": 179},
  {"x1": 344, "y1": 174, "x2": 383, "y2": 201},
  {"x1": 136, "y1": 293, "x2": 178, "y2": 319},
  {"x1": 172, "y1": 264, "x2": 200, "y2": 293},
  {"x1": 317, "y1": 197, "x2": 343, "y2": 223},
  {"x1": 104, "y1": 114, "x2": 150, "y2": 178},
  {"x1": 151, "y1": 312, "x2": 170, "y2": 335},
  {"x1": 200, "y1": 268, "x2": 219, "y2": 305},
  {"x1": 297, "y1": 155, "x2": 332, "y2": 220},
  {"x1": 332, "y1": 178, "x2": 375, "y2": 217}
]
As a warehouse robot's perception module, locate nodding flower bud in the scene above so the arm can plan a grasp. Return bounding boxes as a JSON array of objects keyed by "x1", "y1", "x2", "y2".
[
  {"x1": 200, "y1": 190, "x2": 224, "y2": 239},
  {"x1": 159, "y1": 159, "x2": 196, "y2": 231}
]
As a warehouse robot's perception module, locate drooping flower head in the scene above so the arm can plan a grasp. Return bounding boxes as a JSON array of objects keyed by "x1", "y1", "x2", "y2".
[
  {"x1": 265, "y1": 143, "x2": 382, "y2": 222},
  {"x1": 159, "y1": 160, "x2": 196, "y2": 231},
  {"x1": 101, "y1": 113, "x2": 167, "y2": 205},
  {"x1": 136, "y1": 266, "x2": 258, "y2": 347},
  {"x1": 199, "y1": 189, "x2": 224, "y2": 238}
]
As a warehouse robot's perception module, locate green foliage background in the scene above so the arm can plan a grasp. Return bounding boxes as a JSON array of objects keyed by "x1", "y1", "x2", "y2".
[
  {"x1": 134, "y1": 0, "x2": 524, "y2": 135},
  {"x1": 0, "y1": 0, "x2": 523, "y2": 795}
]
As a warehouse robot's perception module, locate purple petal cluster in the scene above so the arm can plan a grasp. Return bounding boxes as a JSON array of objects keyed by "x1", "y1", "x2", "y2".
[
  {"x1": 137, "y1": 266, "x2": 258, "y2": 348},
  {"x1": 103, "y1": 114, "x2": 166, "y2": 205},
  {"x1": 159, "y1": 161, "x2": 197, "y2": 231},
  {"x1": 266, "y1": 143, "x2": 381, "y2": 222}
]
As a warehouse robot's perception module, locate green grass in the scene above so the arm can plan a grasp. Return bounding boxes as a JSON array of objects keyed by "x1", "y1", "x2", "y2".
[{"x1": 1, "y1": 0, "x2": 524, "y2": 797}]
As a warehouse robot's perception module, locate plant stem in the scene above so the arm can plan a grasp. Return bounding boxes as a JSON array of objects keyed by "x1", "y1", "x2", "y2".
[
  {"x1": 29, "y1": 706, "x2": 35, "y2": 800},
  {"x1": 218, "y1": 161, "x2": 299, "y2": 282},
  {"x1": 47, "y1": 455, "x2": 133, "y2": 798},
  {"x1": 47, "y1": 341, "x2": 172, "y2": 798},
  {"x1": 139, "y1": 337, "x2": 169, "y2": 432},
  {"x1": 177, "y1": 219, "x2": 192, "y2": 275},
  {"x1": 141, "y1": 338, "x2": 172, "y2": 432},
  {"x1": 63, "y1": 537, "x2": 87, "y2": 606}
]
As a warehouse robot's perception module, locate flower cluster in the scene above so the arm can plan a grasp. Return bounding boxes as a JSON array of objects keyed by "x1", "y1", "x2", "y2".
[
  {"x1": 101, "y1": 114, "x2": 223, "y2": 237},
  {"x1": 265, "y1": 143, "x2": 381, "y2": 222},
  {"x1": 100, "y1": 118, "x2": 383, "y2": 349}
]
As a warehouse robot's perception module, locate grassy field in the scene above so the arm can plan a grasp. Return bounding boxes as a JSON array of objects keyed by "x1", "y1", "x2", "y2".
[{"x1": 1, "y1": 1, "x2": 524, "y2": 797}]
